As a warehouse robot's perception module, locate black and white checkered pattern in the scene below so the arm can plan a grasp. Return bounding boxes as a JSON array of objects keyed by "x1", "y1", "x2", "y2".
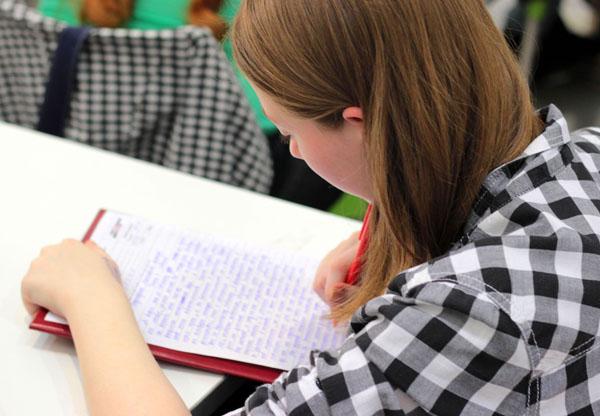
[
  {"x1": 0, "y1": 0, "x2": 273, "y2": 193},
  {"x1": 226, "y1": 106, "x2": 600, "y2": 415}
]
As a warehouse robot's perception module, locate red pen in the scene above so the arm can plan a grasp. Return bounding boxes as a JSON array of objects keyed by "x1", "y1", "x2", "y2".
[{"x1": 344, "y1": 204, "x2": 372, "y2": 285}]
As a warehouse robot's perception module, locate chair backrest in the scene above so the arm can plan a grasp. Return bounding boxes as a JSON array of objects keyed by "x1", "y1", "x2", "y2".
[{"x1": 0, "y1": 0, "x2": 273, "y2": 193}]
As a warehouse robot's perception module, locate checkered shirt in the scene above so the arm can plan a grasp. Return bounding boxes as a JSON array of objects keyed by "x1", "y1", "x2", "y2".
[
  {"x1": 226, "y1": 106, "x2": 600, "y2": 415},
  {"x1": 0, "y1": 0, "x2": 273, "y2": 193}
]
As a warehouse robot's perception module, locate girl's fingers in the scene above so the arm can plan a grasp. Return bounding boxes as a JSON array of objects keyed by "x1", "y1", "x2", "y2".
[
  {"x1": 21, "y1": 275, "x2": 40, "y2": 316},
  {"x1": 314, "y1": 232, "x2": 362, "y2": 304},
  {"x1": 323, "y1": 269, "x2": 346, "y2": 304},
  {"x1": 85, "y1": 240, "x2": 121, "y2": 283},
  {"x1": 323, "y1": 244, "x2": 359, "y2": 304},
  {"x1": 85, "y1": 239, "x2": 108, "y2": 256},
  {"x1": 22, "y1": 297, "x2": 39, "y2": 316}
]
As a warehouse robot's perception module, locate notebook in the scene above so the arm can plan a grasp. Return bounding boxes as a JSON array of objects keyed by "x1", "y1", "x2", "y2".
[{"x1": 30, "y1": 209, "x2": 348, "y2": 383}]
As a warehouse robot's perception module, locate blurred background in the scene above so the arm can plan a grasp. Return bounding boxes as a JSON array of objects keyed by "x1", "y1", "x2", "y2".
[
  {"x1": 489, "y1": 0, "x2": 599, "y2": 129},
  {"x1": 21, "y1": 0, "x2": 598, "y2": 129},
  {"x1": 10, "y1": 0, "x2": 600, "y2": 221}
]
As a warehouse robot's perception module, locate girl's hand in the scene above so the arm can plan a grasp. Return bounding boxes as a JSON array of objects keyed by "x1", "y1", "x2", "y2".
[
  {"x1": 22, "y1": 240, "x2": 190, "y2": 415},
  {"x1": 21, "y1": 239, "x2": 123, "y2": 320},
  {"x1": 313, "y1": 231, "x2": 360, "y2": 306}
]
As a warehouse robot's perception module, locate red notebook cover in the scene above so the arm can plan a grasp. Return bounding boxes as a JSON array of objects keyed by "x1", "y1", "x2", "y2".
[{"x1": 29, "y1": 209, "x2": 282, "y2": 384}]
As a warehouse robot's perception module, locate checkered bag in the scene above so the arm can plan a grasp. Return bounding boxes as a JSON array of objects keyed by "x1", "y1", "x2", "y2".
[{"x1": 0, "y1": 0, "x2": 273, "y2": 194}]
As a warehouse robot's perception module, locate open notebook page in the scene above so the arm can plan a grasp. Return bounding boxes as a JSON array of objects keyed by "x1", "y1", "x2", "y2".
[{"x1": 47, "y1": 210, "x2": 347, "y2": 371}]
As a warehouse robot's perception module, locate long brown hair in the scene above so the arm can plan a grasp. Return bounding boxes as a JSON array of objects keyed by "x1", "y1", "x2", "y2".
[
  {"x1": 233, "y1": 0, "x2": 543, "y2": 322},
  {"x1": 78, "y1": 0, "x2": 227, "y2": 39}
]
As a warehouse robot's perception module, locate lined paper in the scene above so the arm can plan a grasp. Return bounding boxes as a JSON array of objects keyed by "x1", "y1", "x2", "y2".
[{"x1": 48, "y1": 211, "x2": 347, "y2": 370}]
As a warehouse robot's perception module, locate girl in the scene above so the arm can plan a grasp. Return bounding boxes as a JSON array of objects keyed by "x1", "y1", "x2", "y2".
[{"x1": 22, "y1": 0, "x2": 600, "y2": 414}]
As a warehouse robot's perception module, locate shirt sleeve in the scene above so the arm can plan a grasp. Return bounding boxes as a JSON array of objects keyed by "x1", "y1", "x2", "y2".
[{"x1": 225, "y1": 281, "x2": 532, "y2": 416}]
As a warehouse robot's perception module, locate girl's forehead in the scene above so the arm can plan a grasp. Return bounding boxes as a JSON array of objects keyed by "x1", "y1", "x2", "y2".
[{"x1": 255, "y1": 90, "x2": 298, "y2": 126}]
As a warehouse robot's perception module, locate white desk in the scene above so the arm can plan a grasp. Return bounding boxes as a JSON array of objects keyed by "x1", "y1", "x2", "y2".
[{"x1": 0, "y1": 122, "x2": 360, "y2": 415}]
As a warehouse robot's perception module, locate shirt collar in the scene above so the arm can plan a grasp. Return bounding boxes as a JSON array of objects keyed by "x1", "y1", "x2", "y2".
[
  {"x1": 480, "y1": 104, "x2": 571, "y2": 194},
  {"x1": 521, "y1": 104, "x2": 572, "y2": 157},
  {"x1": 460, "y1": 105, "x2": 572, "y2": 240}
]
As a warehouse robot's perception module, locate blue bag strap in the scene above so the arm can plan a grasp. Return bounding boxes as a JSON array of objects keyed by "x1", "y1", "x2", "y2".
[{"x1": 37, "y1": 26, "x2": 91, "y2": 137}]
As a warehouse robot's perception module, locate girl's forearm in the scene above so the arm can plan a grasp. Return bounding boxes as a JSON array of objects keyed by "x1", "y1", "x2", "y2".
[{"x1": 66, "y1": 287, "x2": 190, "y2": 416}]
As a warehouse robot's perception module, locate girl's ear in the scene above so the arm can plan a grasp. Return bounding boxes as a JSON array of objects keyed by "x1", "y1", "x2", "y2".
[{"x1": 342, "y1": 107, "x2": 364, "y2": 124}]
